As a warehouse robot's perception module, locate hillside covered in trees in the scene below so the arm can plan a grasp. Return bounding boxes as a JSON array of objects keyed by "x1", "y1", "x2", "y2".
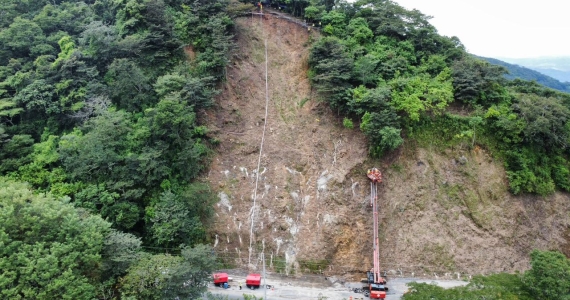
[
  {"x1": 0, "y1": 0, "x2": 244, "y2": 298},
  {"x1": 1, "y1": 0, "x2": 569, "y2": 299},
  {"x1": 502, "y1": 56, "x2": 570, "y2": 83}
]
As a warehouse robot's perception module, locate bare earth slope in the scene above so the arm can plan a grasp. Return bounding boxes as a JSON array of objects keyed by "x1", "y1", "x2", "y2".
[{"x1": 204, "y1": 14, "x2": 570, "y2": 279}]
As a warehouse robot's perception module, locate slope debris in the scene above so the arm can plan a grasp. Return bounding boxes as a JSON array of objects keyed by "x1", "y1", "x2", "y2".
[
  {"x1": 205, "y1": 13, "x2": 570, "y2": 278},
  {"x1": 205, "y1": 14, "x2": 369, "y2": 274}
]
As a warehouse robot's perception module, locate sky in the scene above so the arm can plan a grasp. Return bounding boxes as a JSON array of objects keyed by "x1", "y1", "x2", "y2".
[{"x1": 392, "y1": 0, "x2": 570, "y2": 59}]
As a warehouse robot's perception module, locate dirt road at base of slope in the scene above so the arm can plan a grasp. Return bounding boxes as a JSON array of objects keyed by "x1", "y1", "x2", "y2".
[{"x1": 206, "y1": 274, "x2": 468, "y2": 300}]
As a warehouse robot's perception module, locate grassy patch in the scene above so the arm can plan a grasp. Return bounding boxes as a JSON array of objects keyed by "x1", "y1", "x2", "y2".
[
  {"x1": 271, "y1": 256, "x2": 287, "y2": 273},
  {"x1": 461, "y1": 190, "x2": 491, "y2": 229},
  {"x1": 438, "y1": 183, "x2": 463, "y2": 209},
  {"x1": 298, "y1": 97, "x2": 310, "y2": 108},
  {"x1": 390, "y1": 162, "x2": 404, "y2": 174},
  {"x1": 421, "y1": 243, "x2": 457, "y2": 272},
  {"x1": 408, "y1": 113, "x2": 472, "y2": 151},
  {"x1": 298, "y1": 259, "x2": 329, "y2": 273},
  {"x1": 217, "y1": 254, "x2": 237, "y2": 269}
]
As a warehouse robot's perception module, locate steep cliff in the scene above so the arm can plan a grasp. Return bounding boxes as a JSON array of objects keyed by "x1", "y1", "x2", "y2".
[{"x1": 204, "y1": 14, "x2": 570, "y2": 278}]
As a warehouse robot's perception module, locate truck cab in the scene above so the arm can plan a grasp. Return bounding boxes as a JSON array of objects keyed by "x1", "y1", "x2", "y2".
[{"x1": 369, "y1": 283, "x2": 387, "y2": 299}]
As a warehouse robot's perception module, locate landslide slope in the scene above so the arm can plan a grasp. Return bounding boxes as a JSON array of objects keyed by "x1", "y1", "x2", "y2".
[{"x1": 204, "y1": 14, "x2": 570, "y2": 278}]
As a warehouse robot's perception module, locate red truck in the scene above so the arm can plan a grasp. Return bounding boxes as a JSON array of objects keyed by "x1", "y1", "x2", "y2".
[
  {"x1": 213, "y1": 273, "x2": 229, "y2": 287},
  {"x1": 369, "y1": 282, "x2": 388, "y2": 299},
  {"x1": 246, "y1": 273, "x2": 261, "y2": 289}
]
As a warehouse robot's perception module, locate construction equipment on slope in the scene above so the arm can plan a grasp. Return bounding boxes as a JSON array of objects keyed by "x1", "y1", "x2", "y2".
[{"x1": 364, "y1": 168, "x2": 387, "y2": 299}]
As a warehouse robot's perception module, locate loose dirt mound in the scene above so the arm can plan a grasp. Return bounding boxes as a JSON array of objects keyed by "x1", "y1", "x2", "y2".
[{"x1": 204, "y1": 13, "x2": 570, "y2": 279}]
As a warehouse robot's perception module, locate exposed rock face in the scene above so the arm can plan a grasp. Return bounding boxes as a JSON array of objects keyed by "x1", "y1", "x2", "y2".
[{"x1": 204, "y1": 15, "x2": 570, "y2": 278}]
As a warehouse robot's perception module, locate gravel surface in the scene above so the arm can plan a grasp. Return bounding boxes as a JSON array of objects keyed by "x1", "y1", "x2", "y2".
[{"x1": 206, "y1": 273, "x2": 468, "y2": 300}]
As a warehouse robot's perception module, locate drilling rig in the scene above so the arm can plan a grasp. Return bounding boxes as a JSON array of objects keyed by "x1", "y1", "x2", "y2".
[{"x1": 364, "y1": 168, "x2": 387, "y2": 299}]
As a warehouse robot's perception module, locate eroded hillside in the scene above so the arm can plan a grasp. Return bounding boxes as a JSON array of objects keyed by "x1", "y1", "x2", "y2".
[{"x1": 204, "y1": 14, "x2": 570, "y2": 278}]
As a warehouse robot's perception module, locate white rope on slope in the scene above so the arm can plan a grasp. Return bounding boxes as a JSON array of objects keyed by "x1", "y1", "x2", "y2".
[{"x1": 248, "y1": 15, "x2": 270, "y2": 266}]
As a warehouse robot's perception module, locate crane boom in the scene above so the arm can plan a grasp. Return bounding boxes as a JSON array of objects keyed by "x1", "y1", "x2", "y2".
[
  {"x1": 372, "y1": 180, "x2": 380, "y2": 282},
  {"x1": 366, "y1": 168, "x2": 387, "y2": 299}
]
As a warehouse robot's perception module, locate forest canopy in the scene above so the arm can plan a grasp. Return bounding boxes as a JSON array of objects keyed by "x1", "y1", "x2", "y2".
[{"x1": 0, "y1": 0, "x2": 235, "y2": 298}]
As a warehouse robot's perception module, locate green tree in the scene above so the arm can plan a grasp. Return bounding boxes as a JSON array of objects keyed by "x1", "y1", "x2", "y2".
[
  {"x1": 150, "y1": 190, "x2": 205, "y2": 247},
  {"x1": 403, "y1": 273, "x2": 532, "y2": 299},
  {"x1": 0, "y1": 178, "x2": 110, "y2": 299},
  {"x1": 120, "y1": 244, "x2": 217, "y2": 299},
  {"x1": 79, "y1": 21, "x2": 118, "y2": 61},
  {"x1": 503, "y1": 148, "x2": 557, "y2": 195},
  {"x1": 454, "y1": 116, "x2": 483, "y2": 148},
  {"x1": 153, "y1": 71, "x2": 216, "y2": 110},
  {"x1": 0, "y1": 0, "x2": 18, "y2": 28},
  {"x1": 353, "y1": 54, "x2": 380, "y2": 86},
  {"x1": 360, "y1": 111, "x2": 401, "y2": 157},
  {"x1": 59, "y1": 111, "x2": 146, "y2": 229},
  {"x1": 0, "y1": 17, "x2": 45, "y2": 59},
  {"x1": 348, "y1": 84, "x2": 391, "y2": 115},
  {"x1": 484, "y1": 103, "x2": 525, "y2": 145},
  {"x1": 33, "y1": 3, "x2": 94, "y2": 36},
  {"x1": 192, "y1": 15, "x2": 234, "y2": 80},
  {"x1": 59, "y1": 111, "x2": 131, "y2": 186},
  {"x1": 523, "y1": 250, "x2": 570, "y2": 299},
  {"x1": 142, "y1": 97, "x2": 209, "y2": 183},
  {"x1": 0, "y1": 125, "x2": 6, "y2": 143},
  {"x1": 52, "y1": 35, "x2": 77, "y2": 67},
  {"x1": 389, "y1": 68, "x2": 453, "y2": 121},
  {"x1": 115, "y1": 0, "x2": 147, "y2": 36},
  {"x1": 105, "y1": 58, "x2": 154, "y2": 112},
  {"x1": 13, "y1": 79, "x2": 58, "y2": 116},
  {"x1": 149, "y1": 183, "x2": 215, "y2": 247},
  {"x1": 0, "y1": 134, "x2": 33, "y2": 173},
  {"x1": 164, "y1": 244, "x2": 219, "y2": 299},
  {"x1": 512, "y1": 94, "x2": 570, "y2": 149},
  {"x1": 119, "y1": 253, "x2": 182, "y2": 300},
  {"x1": 102, "y1": 230, "x2": 142, "y2": 278},
  {"x1": 451, "y1": 56, "x2": 508, "y2": 106},
  {"x1": 13, "y1": 135, "x2": 75, "y2": 196},
  {"x1": 347, "y1": 17, "x2": 373, "y2": 44},
  {"x1": 308, "y1": 36, "x2": 353, "y2": 109},
  {"x1": 0, "y1": 94, "x2": 23, "y2": 125},
  {"x1": 320, "y1": 10, "x2": 347, "y2": 36},
  {"x1": 304, "y1": 5, "x2": 321, "y2": 22}
]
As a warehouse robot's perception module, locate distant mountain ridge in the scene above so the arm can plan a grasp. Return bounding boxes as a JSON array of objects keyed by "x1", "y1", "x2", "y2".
[
  {"x1": 479, "y1": 56, "x2": 570, "y2": 93},
  {"x1": 528, "y1": 68, "x2": 570, "y2": 83},
  {"x1": 498, "y1": 57, "x2": 570, "y2": 83}
]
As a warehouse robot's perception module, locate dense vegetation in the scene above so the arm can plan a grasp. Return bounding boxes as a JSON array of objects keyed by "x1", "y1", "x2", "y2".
[
  {"x1": 0, "y1": 0, "x2": 248, "y2": 297},
  {"x1": 0, "y1": 178, "x2": 219, "y2": 299},
  {"x1": 480, "y1": 56, "x2": 570, "y2": 93},
  {"x1": 403, "y1": 250, "x2": 570, "y2": 300},
  {"x1": 306, "y1": 0, "x2": 570, "y2": 196}
]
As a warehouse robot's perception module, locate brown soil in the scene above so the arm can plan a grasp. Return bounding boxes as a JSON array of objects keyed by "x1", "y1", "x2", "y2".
[
  {"x1": 204, "y1": 14, "x2": 570, "y2": 279},
  {"x1": 380, "y1": 146, "x2": 570, "y2": 276}
]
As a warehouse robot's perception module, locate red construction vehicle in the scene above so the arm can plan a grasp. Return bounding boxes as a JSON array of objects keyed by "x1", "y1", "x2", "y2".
[
  {"x1": 213, "y1": 273, "x2": 229, "y2": 286},
  {"x1": 365, "y1": 168, "x2": 387, "y2": 299},
  {"x1": 246, "y1": 273, "x2": 261, "y2": 289}
]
